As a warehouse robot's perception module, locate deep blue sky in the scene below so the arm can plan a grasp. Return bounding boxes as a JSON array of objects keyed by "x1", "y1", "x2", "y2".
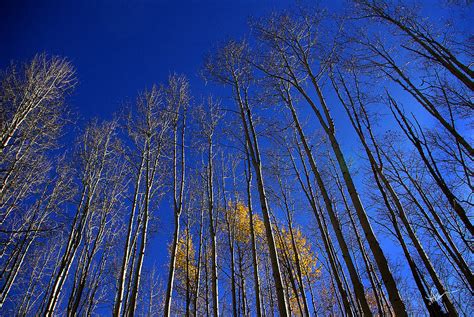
[
  {"x1": 1, "y1": 0, "x2": 466, "y2": 128},
  {"x1": 0, "y1": 0, "x2": 325, "y2": 119}
]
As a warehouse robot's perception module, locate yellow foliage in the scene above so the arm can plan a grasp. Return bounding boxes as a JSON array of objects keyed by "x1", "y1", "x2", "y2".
[
  {"x1": 278, "y1": 226, "x2": 320, "y2": 316},
  {"x1": 287, "y1": 289, "x2": 305, "y2": 316},
  {"x1": 173, "y1": 228, "x2": 198, "y2": 287},
  {"x1": 275, "y1": 226, "x2": 321, "y2": 281},
  {"x1": 226, "y1": 201, "x2": 265, "y2": 243}
]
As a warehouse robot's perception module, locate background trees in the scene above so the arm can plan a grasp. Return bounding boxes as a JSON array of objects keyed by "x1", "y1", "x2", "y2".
[{"x1": 1, "y1": 1, "x2": 472, "y2": 316}]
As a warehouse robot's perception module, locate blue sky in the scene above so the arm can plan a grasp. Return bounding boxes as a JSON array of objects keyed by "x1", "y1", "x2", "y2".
[{"x1": 1, "y1": 0, "x2": 318, "y2": 118}]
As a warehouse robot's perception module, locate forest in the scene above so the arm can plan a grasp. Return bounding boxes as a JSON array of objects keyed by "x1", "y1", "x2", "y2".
[{"x1": 0, "y1": 0, "x2": 472, "y2": 316}]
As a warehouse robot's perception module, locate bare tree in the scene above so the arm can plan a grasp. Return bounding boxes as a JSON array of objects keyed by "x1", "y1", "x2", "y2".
[
  {"x1": 244, "y1": 143, "x2": 263, "y2": 317},
  {"x1": 196, "y1": 97, "x2": 223, "y2": 317},
  {"x1": 42, "y1": 119, "x2": 120, "y2": 316},
  {"x1": 0, "y1": 55, "x2": 75, "y2": 307},
  {"x1": 0, "y1": 158, "x2": 75, "y2": 310},
  {"x1": 66, "y1": 147, "x2": 127, "y2": 315},
  {"x1": 354, "y1": 0, "x2": 473, "y2": 92},
  {"x1": 114, "y1": 84, "x2": 172, "y2": 316},
  {"x1": 251, "y1": 12, "x2": 408, "y2": 315},
  {"x1": 164, "y1": 74, "x2": 189, "y2": 316},
  {"x1": 332, "y1": 68, "x2": 458, "y2": 315},
  {"x1": 1, "y1": 2, "x2": 471, "y2": 316},
  {"x1": 205, "y1": 41, "x2": 289, "y2": 316}
]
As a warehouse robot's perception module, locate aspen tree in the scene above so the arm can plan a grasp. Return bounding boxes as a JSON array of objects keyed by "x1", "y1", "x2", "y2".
[
  {"x1": 0, "y1": 55, "x2": 75, "y2": 306},
  {"x1": 43, "y1": 120, "x2": 119, "y2": 316},
  {"x1": 205, "y1": 41, "x2": 289, "y2": 316},
  {"x1": 252, "y1": 13, "x2": 408, "y2": 315},
  {"x1": 114, "y1": 83, "x2": 172, "y2": 316},
  {"x1": 164, "y1": 74, "x2": 189, "y2": 316}
]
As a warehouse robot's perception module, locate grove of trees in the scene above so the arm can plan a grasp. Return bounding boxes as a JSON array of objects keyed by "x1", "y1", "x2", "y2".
[{"x1": 1, "y1": 1, "x2": 472, "y2": 316}]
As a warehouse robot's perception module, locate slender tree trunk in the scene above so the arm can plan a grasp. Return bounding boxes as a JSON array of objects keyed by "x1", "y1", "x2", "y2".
[
  {"x1": 317, "y1": 103, "x2": 406, "y2": 315},
  {"x1": 43, "y1": 188, "x2": 92, "y2": 316},
  {"x1": 375, "y1": 170, "x2": 447, "y2": 316},
  {"x1": 186, "y1": 222, "x2": 191, "y2": 317},
  {"x1": 273, "y1": 53, "x2": 407, "y2": 313},
  {"x1": 193, "y1": 201, "x2": 205, "y2": 316},
  {"x1": 289, "y1": 141, "x2": 353, "y2": 316},
  {"x1": 388, "y1": 95, "x2": 473, "y2": 236},
  {"x1": 226, "y1": 213, "x2": 238, "y2": 317},
  {"x1": 244, "y1": 146, "x2": 263, "y2": 317},
  {"x1": 124, "y1": 221, "x2": 139, "y2": 316},
  {"x1": 274, "y1": 221, "x2": 304, "y2": 316},
  {"x1": 207, "y1": 139, "x2": 219, "y2": 317},
  {"x1": 0, "y1": 222, "x2": 37, "y2": 307},
  {"x1": 234, "y1": 82, "x2": 288, "y2": 316},
  {"x1": 334, "y1": 76, "x2": 459, "y2": 315},
  {"x1": 263, "y1": 258, "x2": 275, "y2": 317},
  {"x1": 165, "y1": 110, "x2": 186, "y2": 316},
  {"x1": 237, "y1": 244, "x2": 248, "y2": 317},
  {"x1": 164, "y1": 213, "x2": 181, "y2": 315},
  {"x1": 204, "y1": 242, "x2": 210, "y2": 317},
  {"x1": 282, "y1": 88, "x2": 371, "y2": 316},
  {"x1": 340, "y1": 183, "x2": 388, "y2": 317},
  {"x1": 399, "y1": 167, "x2": 474, "y2": 289},
  {"x1": 113, "y1": 154, "x2": 145, "y2": 317},
  {"x1": 128, "y1": 199, "x2": 149, "y2": 315},
  {"x1": 277, "y1": 176, "x2": 310, "y2": 317},
  {"x1": 304, "y1": 271, "x2": 318, "y2": 316},
  {"x1": 128, "y1": 138, "x2": 153, "y2": 316}
]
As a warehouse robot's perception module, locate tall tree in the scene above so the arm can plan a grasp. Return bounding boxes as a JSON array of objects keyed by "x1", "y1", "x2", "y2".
[
  {"x1": 205, "y1": 41, "x2": 289, "y2": 316},
  {"x1": 43, "y1": 119, "x2": 119, "y2": 316},
  {"x1": 252, "y1": 13, "x2": 408, "y2": 315},
  {"x1": 0, "y1": 54, "x2": 75, "y2": 307},
  {"x1": 114, "y1": 84, "x2": 172, "y2": 316},
  {"x1": 164, "y1": 74, "x2": 189, "y2": 316}
]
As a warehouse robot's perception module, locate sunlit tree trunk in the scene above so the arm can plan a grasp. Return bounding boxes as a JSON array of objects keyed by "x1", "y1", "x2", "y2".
[
  {"x1": 275, "y1": 174, "x2": 310, "y2": 316},
  {"x1": 164, "y1": 80, "x2": 187, "y2": 316},
  {"x1": 115, "y1": 82, "x2": 174, "y2": 316},
  {"x1": 43, "y1": 121, "x2": 117, "y2": 316},
  {"x1": 67, "y1": 162, "x2": 124, "y2": 316},
  {"x1": 204, "y1": 242, "x2": 211, "y2": 317},
  {"x1": 113, "y1": 153, "x2": 144, "y2": 317},
  {"x1": 237, "y1": 244, "x2": 248, "y2": 317},
  {"x1": 128, "y1": 149, "x2": 152, "y2": 315},
  {"x1": 225, "y1": 204, "x2": 238, "y2": 317},
  {"x1": 207, "y1": 122, "x2": 219, "y2": 317}
]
